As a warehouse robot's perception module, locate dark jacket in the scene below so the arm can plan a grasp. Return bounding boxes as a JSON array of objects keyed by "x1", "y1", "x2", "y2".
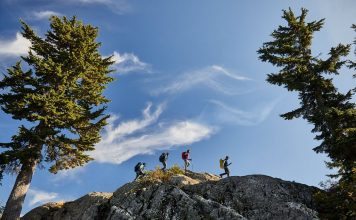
[{"x1": 223, "y1": 160, "x2": 231, "y2": 169}]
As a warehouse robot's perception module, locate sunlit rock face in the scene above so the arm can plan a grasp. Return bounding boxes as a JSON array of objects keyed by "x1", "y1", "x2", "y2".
[{"x1": 22, "y1": 172, "x2": 320, "y2": 220}]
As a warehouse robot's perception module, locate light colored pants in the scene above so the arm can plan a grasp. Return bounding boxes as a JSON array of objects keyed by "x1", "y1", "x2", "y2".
[{"x1": 184, "y1": 159, "x2": 190, "y2": 171}]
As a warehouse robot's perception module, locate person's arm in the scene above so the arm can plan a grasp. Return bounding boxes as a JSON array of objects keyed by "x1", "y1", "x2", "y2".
[
  {"x1": 228, "y1": 162, "x2": 232, "y2": 166},
  {"x1": 188, "y1": 153, "x2": 192, "y2": 160}
]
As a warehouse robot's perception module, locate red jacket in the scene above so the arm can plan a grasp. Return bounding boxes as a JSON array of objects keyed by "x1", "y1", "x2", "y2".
[{"x1": 182, "y1": 152, "x2": 189, "y2": 160}]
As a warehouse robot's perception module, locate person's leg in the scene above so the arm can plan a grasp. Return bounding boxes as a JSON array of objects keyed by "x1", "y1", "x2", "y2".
[
  {"x1": 162, "y1": 161, "x2": 167, "y2": 171},
  {"x1": 225, "y1": 168, "x2": 230, "y2": 177},
  {"x1": 137, "y1": 170, "x2": 145, "y2": 179},
  {"x1": 134, "y1": 172, "x2": 139, "y2": 180},
  {"x1": 220, "y1": 172, "x2": 226, "y2": 178},
  {"x1": 140, "y1": 170, "x2": 145, "y2": 177},
  {"x1": 184, "y1": 160, "x2": 188, "y2": 173}
]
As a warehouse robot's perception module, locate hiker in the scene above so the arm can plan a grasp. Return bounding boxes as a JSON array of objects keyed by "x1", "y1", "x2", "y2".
[
  {"x1": 159, "y1": 152, "x2": 169, "y2": 171},
  {"x1": 182, "y1": 150, "x2": 191, "y2": 173},
  {"x1": 134, "y1": 162, "x2": 146, "y2": 180},
  {"x1": 219, "y1": 156, "x2": 232, "y2": 178}
]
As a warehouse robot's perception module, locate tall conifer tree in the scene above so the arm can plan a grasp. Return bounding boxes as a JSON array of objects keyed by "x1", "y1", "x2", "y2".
[
  {"x1": 0, "y1": 16, "x2": 114, "y2": 219},
  {"x1": 258, "y1": 8, "x2": 355, "y2": 218}
]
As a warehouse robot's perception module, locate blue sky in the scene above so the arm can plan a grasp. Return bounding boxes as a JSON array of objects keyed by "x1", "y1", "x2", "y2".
[{"x1": 0, "y1": 0, "x2": 355, "y2": 215}]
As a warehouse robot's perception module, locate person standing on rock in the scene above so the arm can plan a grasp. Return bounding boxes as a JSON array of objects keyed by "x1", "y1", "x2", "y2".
[
  {"x1": 220, "y1": 156, "x2": 231, "y2": 178},
  {"x1": 159, "y1": 152, "x2": 169, "y2": 171},
  {"x1": 182, "y1": 149, "x2": 191, "y2": 173},
  {"x1": 134, "y1": 162, "x2": 146, "y2": 180}
]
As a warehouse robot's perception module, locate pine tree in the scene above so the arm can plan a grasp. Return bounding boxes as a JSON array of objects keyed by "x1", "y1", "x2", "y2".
[
  {"x1": 258, "y1": 8, "x2": 355, "y2": 218},
  {"x1": 0, "y1": 16, "x2": 114, "y2": 219}
]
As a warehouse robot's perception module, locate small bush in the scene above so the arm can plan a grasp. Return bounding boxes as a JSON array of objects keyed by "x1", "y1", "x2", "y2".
[
  {"x1": 137, "y1": 164, "x2": 184, "y2": 186},
  {"x1": 169, "y1": 164, "x2": 185, "y2": 176}
]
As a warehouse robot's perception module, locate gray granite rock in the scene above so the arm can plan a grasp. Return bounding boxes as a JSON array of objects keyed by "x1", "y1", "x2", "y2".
[
  {"x1": 22, "y1": 173, "x2": 320, "y2": 220},
  {"x1": 22, "y1": 192, "x2": 112, "y2": 220}
]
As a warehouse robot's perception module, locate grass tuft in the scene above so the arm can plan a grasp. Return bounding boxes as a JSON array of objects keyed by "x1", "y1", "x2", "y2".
[{"x1": 137, "y1": 164, "x2": 184, "y2": 186}]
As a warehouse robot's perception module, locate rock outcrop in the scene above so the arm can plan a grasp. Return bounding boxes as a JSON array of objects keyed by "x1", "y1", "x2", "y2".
[{"x1": 22, "y1": 171, "x2": 320, "y2": 220}]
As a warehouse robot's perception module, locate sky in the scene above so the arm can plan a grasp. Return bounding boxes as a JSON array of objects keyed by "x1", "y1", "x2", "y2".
[{"x1": 0, "y1": 0, "x2": 355, "y2": 215}]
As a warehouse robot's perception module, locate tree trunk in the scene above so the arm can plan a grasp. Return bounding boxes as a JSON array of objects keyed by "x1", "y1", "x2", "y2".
[{"x1": 2, "y1": 160, "x2": 37, "y2": 220}]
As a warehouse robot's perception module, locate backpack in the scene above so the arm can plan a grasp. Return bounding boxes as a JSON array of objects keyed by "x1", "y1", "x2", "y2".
[
  {"x1": 219, "y1": 159, "x2": 224, "y2": 169},
  {"x1": 182, "y1": 152, "x2": 188, "y2": 160},
  {"x1": 135, "y1": 162, "x2": 142, "y2": 172},
  {"x1": 159, "y1": 153, "x2": 165, "y2": 162}
]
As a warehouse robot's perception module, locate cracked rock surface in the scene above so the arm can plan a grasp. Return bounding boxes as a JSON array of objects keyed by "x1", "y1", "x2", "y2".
[{"x1": 22, "y1": 172, "x2": 320, "y2": 220}]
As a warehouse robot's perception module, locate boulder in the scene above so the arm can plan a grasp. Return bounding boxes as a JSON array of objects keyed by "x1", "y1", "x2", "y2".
[{"x1": 22, "y1": 173, "x2": 320, "y2": 220}]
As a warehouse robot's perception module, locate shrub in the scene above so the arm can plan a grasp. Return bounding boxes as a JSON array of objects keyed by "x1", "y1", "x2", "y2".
[{"x1": 137, "y1": 164, "x2": 184, "y2": 186}]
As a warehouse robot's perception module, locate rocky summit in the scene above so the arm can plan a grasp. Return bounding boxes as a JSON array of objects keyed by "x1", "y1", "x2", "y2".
[{"x1": 22, "y1": 171, "x2": 320, "y2": 220}]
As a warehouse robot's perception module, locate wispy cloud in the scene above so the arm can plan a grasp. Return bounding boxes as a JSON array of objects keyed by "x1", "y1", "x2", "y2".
[
  {"x1": 0, "y1": 33, "x2": 31, "y2": 57},
  {"x1": 27, "y1": 189, "x2": 58, "y2": 206},
  {"x1": 33, "y1": 10, "x2": 63, "y2": 20},
  {"x1": 111, "y1": 51, "x2": 151, "y2": 74},
  {"x1": 154, "y1": 65, "x2": 251, "y2": 95},
  {"x1": 209, "y1": 99, "x2": 279, "y2": 126},
  {"x1": 101, "y1": 103, "x2": 164, "y2": 144},
  {"x1": 70, "y1": 0, "x2": 131, "y2": 14},
  {"x1": 90, "y1": 103, "x2": 215, "y2": 164}
]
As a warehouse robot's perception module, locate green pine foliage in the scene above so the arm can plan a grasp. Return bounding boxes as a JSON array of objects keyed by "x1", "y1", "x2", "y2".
[
  {"x1": 0, "y1": 16, "x2": 114, "y2": 179},
  {"x1": 350, "y1": 24, "x2": 356, "y2": 74},
  {"x1": 258, "y1": 8, "x2": 356, "y2": 218}
]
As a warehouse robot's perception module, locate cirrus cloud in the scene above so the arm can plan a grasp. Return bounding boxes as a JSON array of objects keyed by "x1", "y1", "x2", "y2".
[
  {"x1": 27, "y1": 189, "x2": 58, "y2": 207},
  {"x1": 68, "y1": 0, "x2": 131, "y2": 14},
  {"x1": 90, "y1": 103, "x2": 215, "y2": 164},
  {"x1": 208, "y1": 99, "x2": 280, "y2": 126},
  {"x1": 32, "y1": 10, "x2": 63, "y2": 20},
  {"x1": 153, "y1": 65, "x2": 251, "y2": 95},
  {"x1": 111, "y1": 51, "x2": 151, "y2": 74}
]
